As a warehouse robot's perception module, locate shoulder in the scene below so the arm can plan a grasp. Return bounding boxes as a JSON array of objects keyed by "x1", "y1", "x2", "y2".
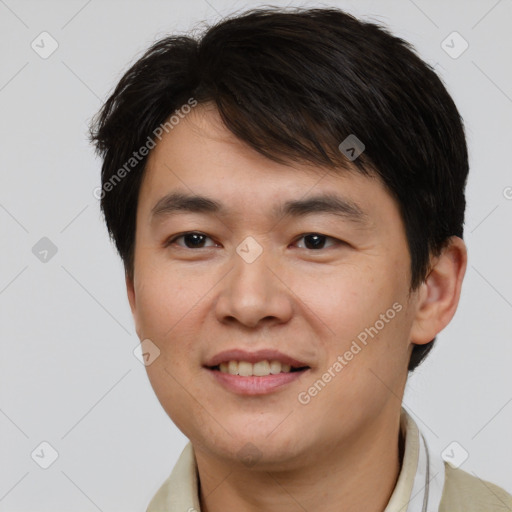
[{"x1": 440, "y1": 462, "x2": 512, "y2": 511}]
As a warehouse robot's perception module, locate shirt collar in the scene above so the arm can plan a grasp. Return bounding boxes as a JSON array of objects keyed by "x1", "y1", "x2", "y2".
[
  {"x1": 384, "y1": 408, "x2": 445, "y2": 512},
  {"x1": 147, "y1": 407, "x2": 445, "y2": 512}
]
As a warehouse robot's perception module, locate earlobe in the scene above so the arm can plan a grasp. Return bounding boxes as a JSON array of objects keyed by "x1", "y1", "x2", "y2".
[{"x1": 410, "y1": 236, "x2": 467, "y2": 345}]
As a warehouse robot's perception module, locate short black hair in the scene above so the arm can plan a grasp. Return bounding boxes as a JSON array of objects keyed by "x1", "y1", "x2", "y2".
[{"x1": 89, "y1": 6, "x2": 469, "y2": 372}]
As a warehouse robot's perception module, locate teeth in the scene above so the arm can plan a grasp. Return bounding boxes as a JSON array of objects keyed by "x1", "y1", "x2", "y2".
[
  {"x1": 238, "y1": 361, "x2": 252, "y2": 377},
  {"x1": 253, "y1": 360, "x2": 270, "y2": 376},
  {"x1": 217, "y1": 360, "x2": 296, "y2": 376},
  {"x1": 228, "y1": 360, "x2": 238, "y2": 375},
  {"x1": 269, "y1": 360, "x2": 282, "y2": 374}
]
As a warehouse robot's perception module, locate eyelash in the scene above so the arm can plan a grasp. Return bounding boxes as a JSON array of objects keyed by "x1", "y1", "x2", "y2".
[{"x1": 164, "y1": 231, "x2": 344, "y2": 250}]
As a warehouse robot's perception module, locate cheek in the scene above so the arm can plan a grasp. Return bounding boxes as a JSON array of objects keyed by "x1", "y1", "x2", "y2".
[
  {"x1": 133, "y1": 261, "x2": 208, "y2": 340},
  {"x1": 294, "y1": 262, "x2": 404, "y2": 349},
  {"x1": 132, "y1": 261, "x2": 217, "y2": 400},
  {"x1": 135, "y1": 269, "x2": 205, "y2": 419}
]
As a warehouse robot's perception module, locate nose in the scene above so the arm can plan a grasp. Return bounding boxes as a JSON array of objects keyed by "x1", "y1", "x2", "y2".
[{"x1": 214, "y1": 242, "x2": 294, "y2": 330}]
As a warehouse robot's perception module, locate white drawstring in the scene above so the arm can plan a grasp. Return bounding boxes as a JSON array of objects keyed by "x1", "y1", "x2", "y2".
[{"x1": 406, "y1": 431, "x2": 445, "y2": 512}]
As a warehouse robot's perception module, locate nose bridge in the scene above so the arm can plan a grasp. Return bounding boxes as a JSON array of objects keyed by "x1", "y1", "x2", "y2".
[{"x1": 215, "y1": 235, "x2": 292, "y2": 327}]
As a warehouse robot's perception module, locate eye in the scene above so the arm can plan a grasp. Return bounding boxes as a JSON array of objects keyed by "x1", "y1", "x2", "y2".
[
  {"x1": 165, "y1": 231, "x2": 343, "y2": 251},
  {"x1": 293, "y1": 233, "x2": 342, "y2": 250},
  {"x1": 165, "y1": 232, "x2": 218, "y2": 249}
]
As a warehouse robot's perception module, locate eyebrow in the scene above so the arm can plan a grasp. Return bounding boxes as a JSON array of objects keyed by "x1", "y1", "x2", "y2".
[{"x1": 150, "y1": 191, "x2": 369, "y2": 225}]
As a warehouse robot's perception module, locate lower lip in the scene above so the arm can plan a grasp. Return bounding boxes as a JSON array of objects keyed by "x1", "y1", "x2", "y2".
[{"x1": 207, "y1": 368, "x2": 308, "y2": 395}]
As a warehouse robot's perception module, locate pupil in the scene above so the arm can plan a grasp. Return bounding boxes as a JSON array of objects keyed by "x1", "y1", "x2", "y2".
[
  {"x1": 186, "y1": 233, "x2": 205, "y2": 248},
  {"x1": 305, "y1": 234, "x2": 325, "y2": 249}
]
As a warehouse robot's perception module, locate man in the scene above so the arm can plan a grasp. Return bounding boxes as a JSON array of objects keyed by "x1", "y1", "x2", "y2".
[{"x1": 90, "y1": 6, "x2": 512, "y2": 511}]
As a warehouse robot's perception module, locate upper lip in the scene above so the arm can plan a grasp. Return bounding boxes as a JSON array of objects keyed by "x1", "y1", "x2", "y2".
[{"x1": 204, "y1": 349, "x2": 310, "y2": 368}]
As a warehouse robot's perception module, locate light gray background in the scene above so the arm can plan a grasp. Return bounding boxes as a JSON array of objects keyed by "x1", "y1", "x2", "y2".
[{"x1": 1, "y1": 0, "x2": 511, "y2": 510}]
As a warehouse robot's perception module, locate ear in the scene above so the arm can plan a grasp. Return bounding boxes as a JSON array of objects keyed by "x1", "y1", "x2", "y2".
[{"x1": 410, "y1": 236, "x2": 467, "y2": 345}]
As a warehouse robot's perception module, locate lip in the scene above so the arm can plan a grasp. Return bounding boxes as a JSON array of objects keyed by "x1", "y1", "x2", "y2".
[
  {"x1": 204, "y1": 348, "x2": 310, "y2": 368},
  {"x1": 207, "y1": 367, "x2": 309, "y2": 395}
]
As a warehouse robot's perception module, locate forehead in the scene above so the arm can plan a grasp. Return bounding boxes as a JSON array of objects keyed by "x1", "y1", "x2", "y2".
[
  {"x1": 138, "y1": 104, "x2": 397, "y2": 229},
  {"x1": 144, "y1": 102, "x2": 358, "y2": 183}
]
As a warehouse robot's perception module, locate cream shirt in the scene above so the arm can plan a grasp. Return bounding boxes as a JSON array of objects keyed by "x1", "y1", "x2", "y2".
[{"x1": 147, "y1": 408, "x2": 512, "y2": 511}]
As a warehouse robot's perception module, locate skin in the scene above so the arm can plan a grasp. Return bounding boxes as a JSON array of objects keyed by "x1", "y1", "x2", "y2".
[{"x1": 126, "y1": 102, "x2": 467, "y2": 512}]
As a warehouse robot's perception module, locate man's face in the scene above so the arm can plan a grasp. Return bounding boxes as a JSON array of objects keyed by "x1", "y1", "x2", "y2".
[{"x1": 127, "y1": 103, "x2": 419, "y2": 469}]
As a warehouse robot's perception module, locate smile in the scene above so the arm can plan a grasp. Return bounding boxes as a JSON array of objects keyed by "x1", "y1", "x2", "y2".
[{"x1": 204, "y1": 348, "x2": 311, "y2": 394}]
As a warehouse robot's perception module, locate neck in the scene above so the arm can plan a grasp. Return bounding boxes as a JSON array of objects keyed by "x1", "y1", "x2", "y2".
[{"x1": 195, "y1": 408, "x2": 404, "y2": 512}]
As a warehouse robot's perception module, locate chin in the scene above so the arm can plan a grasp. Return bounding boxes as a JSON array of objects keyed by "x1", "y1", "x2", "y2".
[{"x1": 197, "y1": 422, "x2": 309, "y2": 469}]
